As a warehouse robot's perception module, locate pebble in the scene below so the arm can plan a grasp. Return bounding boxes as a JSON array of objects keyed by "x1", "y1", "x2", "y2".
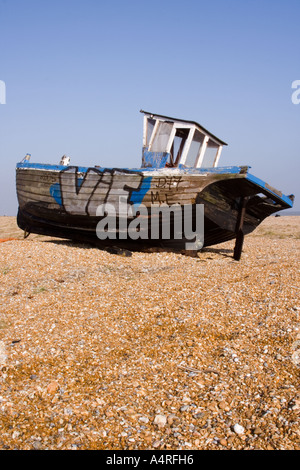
[
  {"x1": 46, "y1": 381, "x2": 59, "y2": 395},
  {"x1": 233, "y1": 424, "x2": 245, "y2": 435},
  {"x1": 152, "y1": 440, "x2": 161, "y2": 448},
  {"x1": 32, "y1": 440, "x2": 43, "y2": 450},
  {"x1": 253, "y1": 428, "x2": 263, "y2": 435},
  {"x1": 180, "y1": 405, "x2": 189, "y2": 412},
  {"x1": 139, "y1": 416, "x2": 149, "y2": 424},
  {"x1": 153, "y1": 414, "x2": 167, "y2": 427},
  {"x1": 218, "y1": 401, "x2": 227, "y2": 410}
]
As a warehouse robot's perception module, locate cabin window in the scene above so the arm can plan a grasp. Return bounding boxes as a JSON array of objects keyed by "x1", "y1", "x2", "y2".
[
  {"x1": 146, "y1": 119, "x2": 156, "y2": 146},
  {"x1": 170, "y1": 128, "x2": 189, "y2": 166},
  {"x1": 185, "y1": 129, "x2": 204, "y2": 167},
  {"x1": 150, "y1": 121, "x2": 173, "y2": 152},
  {"x1": 202, "y1": 140, "x2": 219, "y2": 167}
]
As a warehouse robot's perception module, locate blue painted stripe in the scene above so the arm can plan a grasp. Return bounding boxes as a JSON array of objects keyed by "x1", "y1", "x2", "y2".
[
  {"x1": 16, "y1": 162, "x2": 91, "y2": 173},
  {"x1": 246, "y1": 173, "x2": 293, "y2": 207},
  {"x1": 129, "y1": 176, "x2": 152, "y2": 208},
  {"x1": 49, "y1": 178, "x2": 84, "y2": 206},
  {"x1": 49, "y1": 182, "x2": 62, "y2": 205},
  {"x1": 16, "y1": 161, "x2": 247, "y2": 175}
]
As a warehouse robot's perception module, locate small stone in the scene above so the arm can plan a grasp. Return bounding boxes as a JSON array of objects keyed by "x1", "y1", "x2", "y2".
[
  {"x1": 167, "y1": 414, "x2": 178, "y2": 425},
  {"x1": 32, "y1": 440, "x2": 42, "y2": 450},
  {"x1": 253, "y1": 427, "x2": 263, "y2": 435},
  {"x1": 153, "y1": 414, "x2": 167, "y2": 427},
  {"x1": 208, "y1": 403, "x2": 217, "y2": 411},
  {"x1": 219, "y1": 438, "x2": 227, "y2": 446},
  {"x1": 218, "y1": 401, "x2": 227, "y2": 410},
  {"x1": 291, "y1": 350, "x2": 300, "y2": 366},
  {"x1": 139, "y1": 416, "x2": 149, "y2": 424},
  {"x1": 47, "y1": 381, "x2": 59, "y2": 395},
  {"x1": 233, "y1": 423, "x2": 245, "y2": 435},
  {"x1": 291, "y1": 399, "x2": 300, "y2": 411},
  {"x1": 182, "y1": 395, "x2": 191, "y2": 403},
  {"x1": 180, "y1": 405, "x2": 189, "y2": 412},
  {"x1": 152, "y1": 440, "x2": 161, "y2": 448}
]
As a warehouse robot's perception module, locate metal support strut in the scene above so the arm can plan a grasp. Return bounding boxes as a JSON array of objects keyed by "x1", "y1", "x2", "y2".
[{"x1": 233, "y1": 196, "x2": 248, "y2": 261}]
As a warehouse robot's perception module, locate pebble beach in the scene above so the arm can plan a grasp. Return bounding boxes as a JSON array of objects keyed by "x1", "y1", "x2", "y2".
[{"x1": 0, "y1": 215, "x2": 299, "y2": 450}]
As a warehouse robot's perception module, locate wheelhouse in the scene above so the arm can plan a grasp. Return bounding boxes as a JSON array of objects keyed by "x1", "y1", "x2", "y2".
[{"x1": 141, "y1": 110, "x2": 227, "y2": 169}]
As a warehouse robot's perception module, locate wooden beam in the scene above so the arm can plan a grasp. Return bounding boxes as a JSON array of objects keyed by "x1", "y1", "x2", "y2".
[
  {"x1": 213, "y1": 145, "x2": 223, "y2": 167},
  {"x1": 180, "y1": 126, "x2": 195, "y2": 165},
  {"x1": 233, "y1": 196, "x2": 248, "y2": 261},
  {"x1": 166, "y1": 125, "x2": 177, "y2": 154},
  {"x1": 143, "y1": 115, "x2": 148, "y2": 147},
  {"x1": 148, "y1": 120, "x2": 160, "y2": 150},
  {"x1": 195, "y1": 135, "x2": 209, "y2": 168}
]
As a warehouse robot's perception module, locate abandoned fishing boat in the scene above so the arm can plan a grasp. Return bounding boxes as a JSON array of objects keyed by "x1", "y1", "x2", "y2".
[{"x1": 15, "y1": 110, "x2": 294, "y2": 259}]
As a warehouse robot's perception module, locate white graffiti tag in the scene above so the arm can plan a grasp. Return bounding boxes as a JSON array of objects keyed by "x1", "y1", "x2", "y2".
[{"x1": 59, "y1": 167, "x2": 143, "y2": 216}]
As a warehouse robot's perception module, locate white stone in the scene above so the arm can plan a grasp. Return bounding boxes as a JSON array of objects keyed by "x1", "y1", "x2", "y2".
[
  {"x1": 139, "y1": 416, "x2": 149, "y2": 423},
  {"x1": 153, "y1": 414, "x2": 167, "y2": 427},
  {"x1": 233, "y1": 423, "x2": 245, "y2": 435}
]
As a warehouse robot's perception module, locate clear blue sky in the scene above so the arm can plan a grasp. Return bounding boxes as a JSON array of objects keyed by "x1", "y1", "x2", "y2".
[{"x1": 1, "y1": 0, "x2": 299, "y2": 215}]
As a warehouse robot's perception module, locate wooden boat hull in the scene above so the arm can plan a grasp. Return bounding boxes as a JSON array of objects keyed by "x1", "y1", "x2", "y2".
[{"x1": 16, "y1": 162, "x2": 294, "y2": 255}]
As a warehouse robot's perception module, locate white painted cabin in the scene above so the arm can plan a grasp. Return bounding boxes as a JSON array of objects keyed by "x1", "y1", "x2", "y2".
[{"x1": 141, "y1": 110, "x2": 227, "y2": 169}]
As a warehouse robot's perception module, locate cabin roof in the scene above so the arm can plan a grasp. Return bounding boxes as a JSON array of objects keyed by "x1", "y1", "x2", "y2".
[{"x1": 140, "y1": 110, "x2": 228, "y2": 146}]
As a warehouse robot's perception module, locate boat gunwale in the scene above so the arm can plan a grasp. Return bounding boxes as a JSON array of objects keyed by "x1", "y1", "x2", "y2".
[{"x1": 16, "y1": 161, "x2": 248, "y2": 175}]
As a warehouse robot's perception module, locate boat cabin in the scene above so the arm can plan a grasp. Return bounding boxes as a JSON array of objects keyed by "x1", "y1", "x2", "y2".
[{"x1": 141, "y1": 110, "x2": 227, "y2": 170}]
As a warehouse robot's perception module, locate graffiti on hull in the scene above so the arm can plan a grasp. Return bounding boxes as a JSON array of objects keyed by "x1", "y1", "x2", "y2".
[{"x1": 50, "y1": 166, "x2": 152, "y2": 216}]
